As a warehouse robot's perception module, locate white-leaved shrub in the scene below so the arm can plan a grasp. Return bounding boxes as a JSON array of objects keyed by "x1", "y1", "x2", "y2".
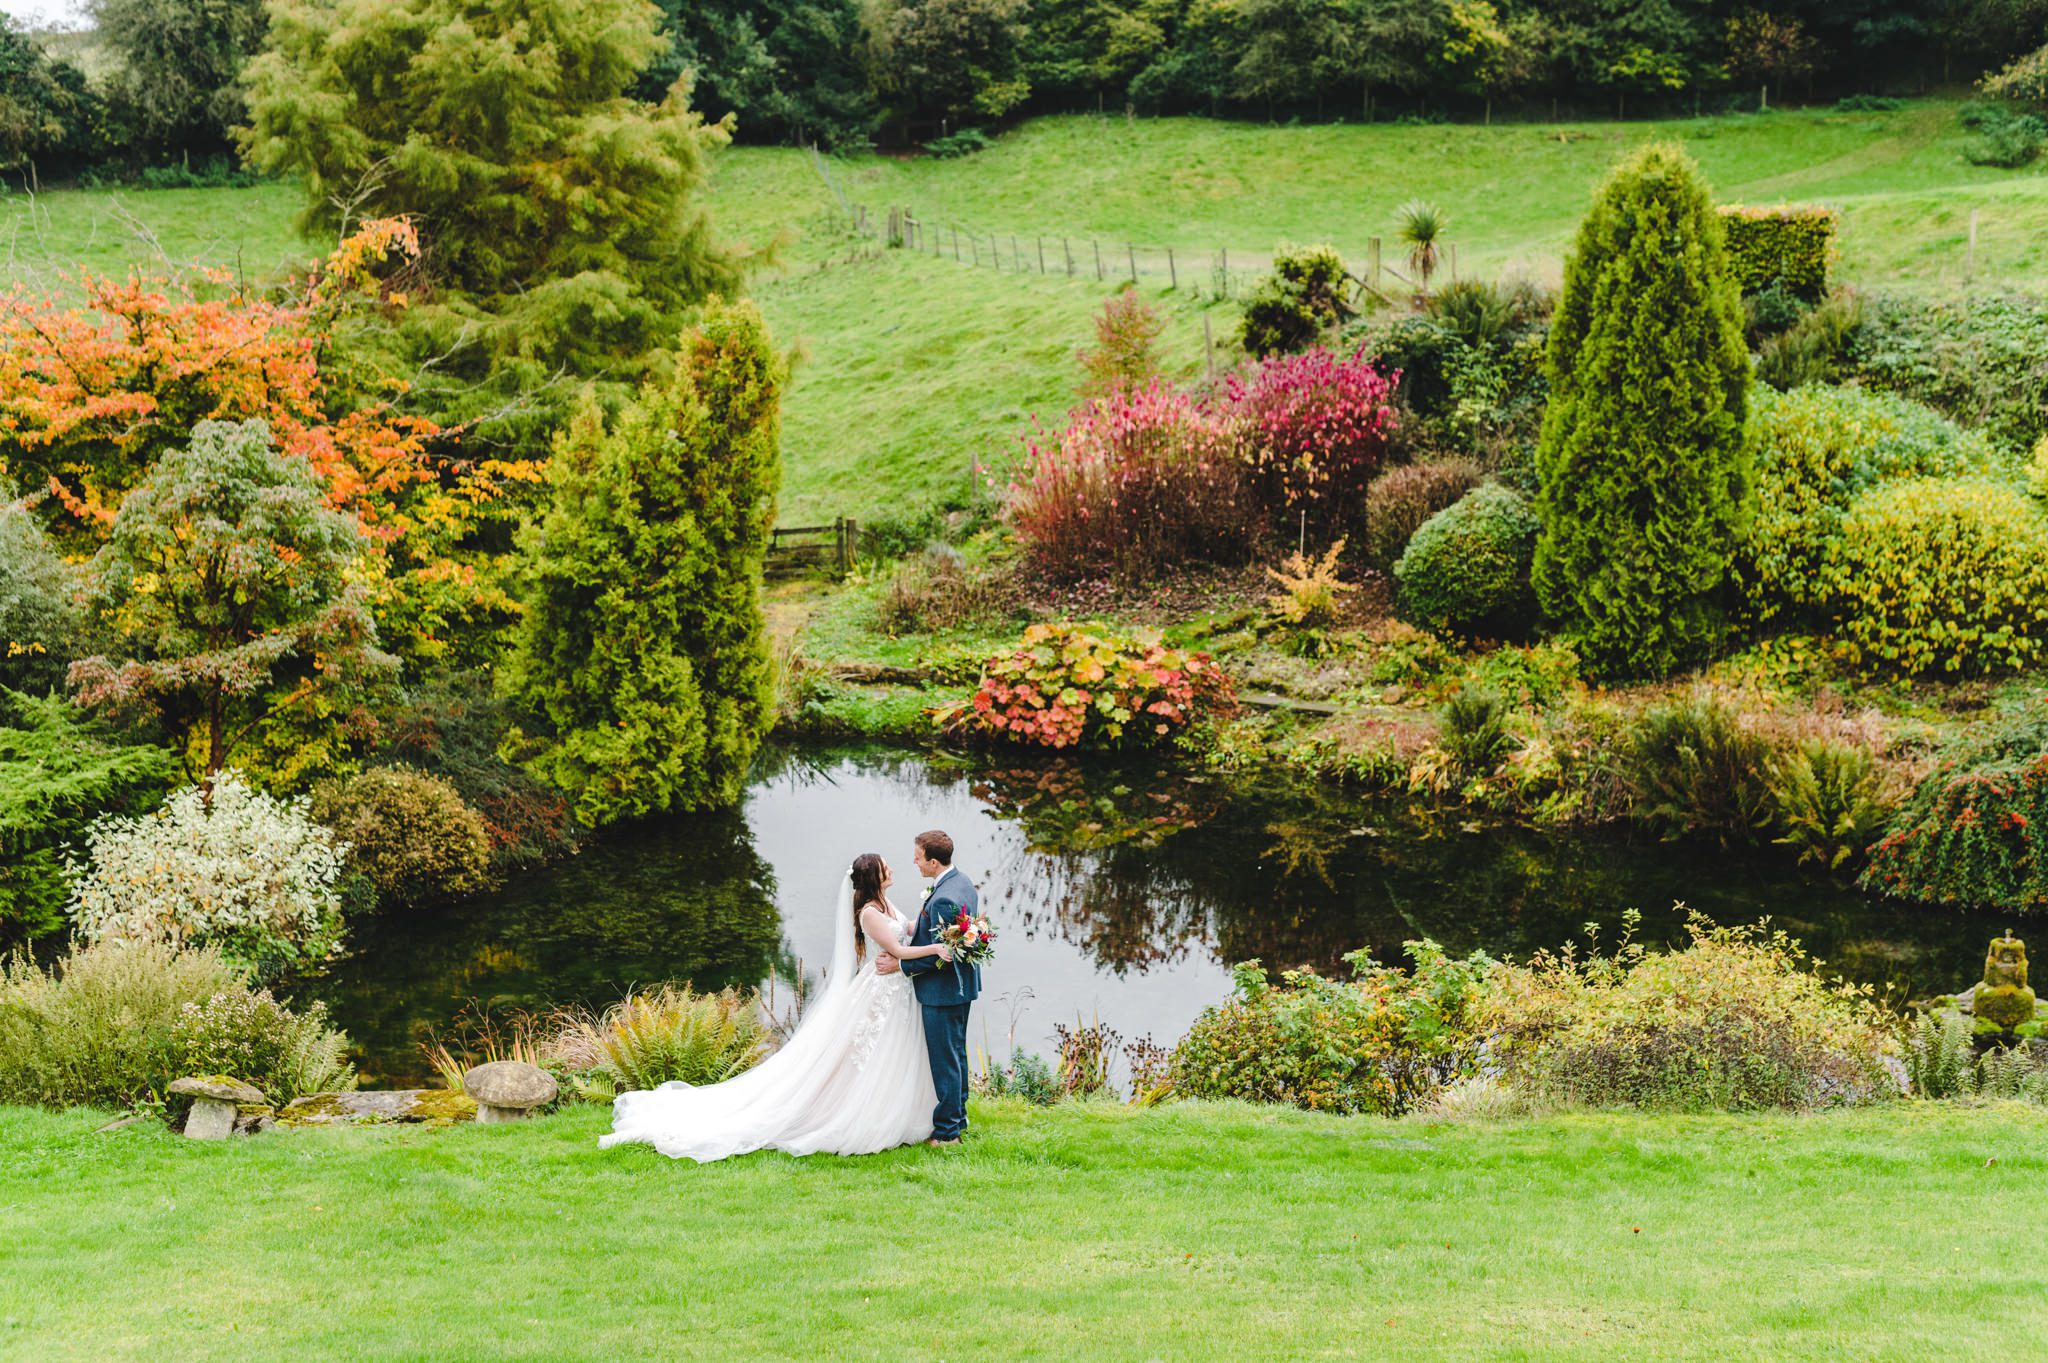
[{"x1": 67, "y1": 771, "x2": 349, "y2": 980}]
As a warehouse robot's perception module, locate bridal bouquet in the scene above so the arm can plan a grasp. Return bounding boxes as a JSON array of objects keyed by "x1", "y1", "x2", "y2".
[{"x1": 937, "y1": 909, "x2": 997, "y2": 969}]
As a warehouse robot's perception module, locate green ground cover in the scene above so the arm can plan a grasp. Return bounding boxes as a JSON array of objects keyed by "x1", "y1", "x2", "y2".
[
  {"x1": 1, "y1": 1099, "x2": 2042, "y2": 1361},
  {"x1": 7, "y1": 99, "x2": 2045, "y2": 522}
]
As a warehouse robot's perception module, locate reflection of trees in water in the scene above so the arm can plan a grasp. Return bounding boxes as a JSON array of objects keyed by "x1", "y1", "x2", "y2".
[
  {"x1": 317, "y1": 805, "x2": 781, "y2": 1084},
  {"x1": 763, "y1": 746, "x2": 2010, "y2": 998},
  {"x1": 325, "y1": 742, "x2": 2019, "y2": 1081},
  {"x1": 957, "y1": 759, "x2": 1226, "y2": 975}
]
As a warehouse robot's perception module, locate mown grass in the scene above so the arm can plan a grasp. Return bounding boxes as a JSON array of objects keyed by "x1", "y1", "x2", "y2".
[
  {"x1": 1, "y1": 1099, "x2": 2043, "y2": 1360},
  {"x1": 8, "y1": 98, "x2": 2046, "y2": 521}
]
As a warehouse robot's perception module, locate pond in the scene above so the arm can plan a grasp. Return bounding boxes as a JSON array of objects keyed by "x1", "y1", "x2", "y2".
[{"x1": 317, "y1": 743, "x2": 2007, "y2": 1085}]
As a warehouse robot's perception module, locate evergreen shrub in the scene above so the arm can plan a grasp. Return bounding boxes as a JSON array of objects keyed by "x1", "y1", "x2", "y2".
[
  {"x1": 1393, "y1": 484, "x2": 1539, "y2": 640},
  {"x1": 1716, "y1": 204, "x2": 1838, "y2": 300},
  {"x1": 1535, "y1": 145, "x2": 1751, "y2": 679}
]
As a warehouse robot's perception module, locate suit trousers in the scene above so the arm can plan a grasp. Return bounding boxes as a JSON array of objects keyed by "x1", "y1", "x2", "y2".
[{"x1": 921, "y1": 1001, "x2": 972, "y2": 1140}]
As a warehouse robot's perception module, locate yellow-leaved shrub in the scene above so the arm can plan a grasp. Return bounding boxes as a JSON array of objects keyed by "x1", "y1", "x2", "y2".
[{"x1": 1825, "y1": 478, "x2": 2048, "y2": 675}]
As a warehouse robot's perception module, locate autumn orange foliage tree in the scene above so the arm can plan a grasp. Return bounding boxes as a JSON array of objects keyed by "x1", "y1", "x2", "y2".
[{"x1": 0, "y1": 220, "x2": 541, "y2": 673}]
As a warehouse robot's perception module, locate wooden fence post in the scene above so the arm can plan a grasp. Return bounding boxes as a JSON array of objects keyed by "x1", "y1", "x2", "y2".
[
  {"x1": 1094, "y1": 239, "x2": 1103, "y2": 280},
  {"x1": 1368, "y1": 237, "x2": 1382, "y2": 293},
  {"x1": 1968, "y1": 208, "x2": 1979, "y2": 283},
  {"x1": 1220, "y1": 247, "x2": 1228, "y2": 298},
  {"x1": 1064, "y1": 237, "x2": 1074, "y2": 276},
  {"x1": 1448, "y1": 242, "x2": 1457, "y2": 284},
  {"x1": 1037, "y1": 236, "x2": 1046, "y2": 273},
  {"x1": 1203, "y1": 313, "x2": 1216, "y2": 381},
  {"x1": 1167, "y1": 246, "x2": 1178, "y2": 291},
  {"x1": 952, "y1": 226, "x2": 961, "y2": 261},
  {"x1": 1128, "y1": 243, "x2": 1138, "y2": 284}
]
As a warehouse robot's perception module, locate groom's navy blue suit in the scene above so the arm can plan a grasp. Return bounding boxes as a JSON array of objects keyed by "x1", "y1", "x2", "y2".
[{"x1": 901, "y1": 865, "x2": 981, "y2": 1141}]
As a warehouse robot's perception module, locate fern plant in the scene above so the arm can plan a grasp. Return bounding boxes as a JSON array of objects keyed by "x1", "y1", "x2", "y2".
[
  {"x1": 1903, "y1": 1009, "x2": 1975, "y2": 1099},
  {"x1": 1265, "y1": 539, "x2": 1354, "y2": 628},
  {"x1": 1440, "y1": 685, "x2": 1514, "y2": 774},
  {"x1": 564, "y1": 985, "x2": 771, "y2": 1095},
  {"x1": 1768, "y1": 739, "x2": 1892, "y2": 872},
  {"x1": 1624, "y1": 693, "x2": 1773, "y2": 841}
]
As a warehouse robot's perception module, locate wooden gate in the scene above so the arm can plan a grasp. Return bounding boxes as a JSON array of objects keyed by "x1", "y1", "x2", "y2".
[{"x1": 767, "y1": 517, "x2": 859, "y2": 574}]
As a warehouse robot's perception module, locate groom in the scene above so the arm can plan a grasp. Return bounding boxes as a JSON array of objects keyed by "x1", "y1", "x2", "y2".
[{"x1": 876, "y1": 829, "x2": 980, "y2": 1146}]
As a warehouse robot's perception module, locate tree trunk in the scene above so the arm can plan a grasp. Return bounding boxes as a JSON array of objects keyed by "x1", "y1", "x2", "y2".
[{"x1": 207, "y1": 688, "x2": 226, "y2": 781}]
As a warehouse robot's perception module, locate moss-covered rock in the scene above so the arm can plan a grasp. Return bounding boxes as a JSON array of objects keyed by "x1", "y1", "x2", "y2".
[
  {"x1": 1973, "y1": 932, "x2": 2036, "y2": 1035},
  {"x1": 278, "y1": 1089, "x2": 477, "y2": 1127}
]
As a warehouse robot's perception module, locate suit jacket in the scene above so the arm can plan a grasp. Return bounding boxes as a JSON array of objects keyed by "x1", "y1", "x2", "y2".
[{"x1": 902, "y1": 866, "x2": 983, "y2": 1007}]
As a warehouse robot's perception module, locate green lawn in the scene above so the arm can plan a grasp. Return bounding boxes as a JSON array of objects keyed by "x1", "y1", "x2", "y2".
[
  {"x1": 2, "y1": 1099, "x2": 2044, "y2": 1360},
  {"x1": 8, "y1": 98, "x2": 2046, "y2": 520}
]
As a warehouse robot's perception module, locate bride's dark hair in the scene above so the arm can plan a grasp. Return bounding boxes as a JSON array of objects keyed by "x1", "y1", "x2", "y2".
[{"x1": 849, "y1": 853, "x2": 886, "y2": 959}]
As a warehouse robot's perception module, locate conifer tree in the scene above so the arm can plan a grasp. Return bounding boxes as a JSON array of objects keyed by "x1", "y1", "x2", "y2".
[
  {"x1": 240, "y1": 0, "x2": 741, "y2": 454},
  {"x1": 1533, "y1": 143, "x2": 1750, "y2": 679},
  {"x1": 501, "y1": 301, "x2": 784, "y2": 826}
]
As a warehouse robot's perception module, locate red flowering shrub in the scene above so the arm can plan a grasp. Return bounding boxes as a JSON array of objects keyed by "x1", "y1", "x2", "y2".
[
  {"x1": 944, "y1": 623, "x2": 1235, "y2": 750},
  {"x1": 1225, "y1": 346, "x2": 1399, "y2": 540},
  {"x1": 1862, "y1": 754, "x2": 2048, "y2": 910},
  {"x1": 1008, "y1": 381, "x2": 1254, "y2": 582},
  {"x1": 1008, "y1": 350, "x2": 1398, "y2": 581}
]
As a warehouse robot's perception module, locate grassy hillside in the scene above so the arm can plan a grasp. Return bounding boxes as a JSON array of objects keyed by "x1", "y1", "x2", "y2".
[
  {"x1": 4, "y1": 1099, "x2": 2046, "y2": 1360},
  {"x1": 7, "y1": 99, "x2": 2045, "y2": 520}
]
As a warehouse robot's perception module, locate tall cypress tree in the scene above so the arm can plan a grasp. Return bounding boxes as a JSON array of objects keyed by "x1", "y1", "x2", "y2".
[
  {"x1": 502, "y1": 301, "x2": 784, "y2": 826},
  {"x1": 1533, "y1": 143, "x2": 1751, "y2": 679}
]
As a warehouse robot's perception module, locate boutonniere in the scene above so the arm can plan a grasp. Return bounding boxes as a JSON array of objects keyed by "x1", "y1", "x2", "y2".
[{"x1": 920, "y1": 884, "x2": 934, "y2": 905}]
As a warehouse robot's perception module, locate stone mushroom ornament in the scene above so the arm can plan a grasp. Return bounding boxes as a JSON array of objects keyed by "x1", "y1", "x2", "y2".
[
  {"x1": 169, "y1": 1076, "x2": 269, "y2": 1140},
  {"x1": 462, "y1": 1061, "x2": 557, "y2": 1123}
]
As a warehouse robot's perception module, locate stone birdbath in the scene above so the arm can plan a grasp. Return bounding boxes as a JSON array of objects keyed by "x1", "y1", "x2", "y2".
[
  {"x1": 462, "y1": 1061, "x2": 557, "y2": 1124},
  {"x1": 169, "y1": 1076, "x2": 269, "y2": 1140}
]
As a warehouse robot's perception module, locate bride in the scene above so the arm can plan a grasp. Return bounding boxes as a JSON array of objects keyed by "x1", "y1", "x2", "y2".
[{"x1": 599, "y1": 852, "x2": 950, "y2": 1161}]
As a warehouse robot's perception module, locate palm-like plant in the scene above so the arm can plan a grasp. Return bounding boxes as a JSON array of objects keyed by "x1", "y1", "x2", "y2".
[{"x1": 1396, "y1": 200, "x2": 1449, "y2": 295}]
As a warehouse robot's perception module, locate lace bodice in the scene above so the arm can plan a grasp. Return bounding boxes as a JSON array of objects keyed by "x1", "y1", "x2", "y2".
[{"x1": 851, "y1": 904, "x2": 915, "y2": 1071}]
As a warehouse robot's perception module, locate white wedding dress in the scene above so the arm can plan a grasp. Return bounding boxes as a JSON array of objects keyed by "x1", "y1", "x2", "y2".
[{"x1": 599, "y1": 877, "x2": 936, "y2": 1161}]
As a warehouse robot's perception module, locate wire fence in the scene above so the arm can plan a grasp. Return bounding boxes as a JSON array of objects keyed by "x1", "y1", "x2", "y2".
[{"x1": 837, "y1": 200, "x2": 1449, "y2": 304}]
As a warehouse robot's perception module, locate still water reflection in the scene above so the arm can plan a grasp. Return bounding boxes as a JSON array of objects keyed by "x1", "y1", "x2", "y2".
[{"x1": 319, "y1": 744, "x2": 2004, "y2": 1084}]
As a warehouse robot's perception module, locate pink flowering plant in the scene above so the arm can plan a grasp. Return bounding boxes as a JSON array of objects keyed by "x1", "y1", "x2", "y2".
[
  {"x1": 942, "y1": 623, "x2": 1236, "y2": 750},
  {"x1": 1008, "y1": 352, "x2": 1399, "y2": 580},
  {"x1": 1008, "y1": 380, "x2": 1253, "y2": 583},
  {"x1": 1225, "y1": 346, "x2": 1400, "y2": 538}
]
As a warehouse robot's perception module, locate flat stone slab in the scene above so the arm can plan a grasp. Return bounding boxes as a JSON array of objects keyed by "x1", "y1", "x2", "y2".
[
  {"x1": 170, "y1": 1075, "x2": 268, "y2": 1105},
  {"x1": 279, "y1": 1090, "x2": 477, "y2": 1126}
]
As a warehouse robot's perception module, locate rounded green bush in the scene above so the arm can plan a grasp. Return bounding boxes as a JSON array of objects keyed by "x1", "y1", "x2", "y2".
[
  {"x1": 1393, "y1": 483, "x2": 1539, "y2": 639},
  {"x1": 310, "y1": 765, "x2": 494, "y2": 908},
  {"x1": 1742, "y1": 385, "x2": 2003, "y2": 623},
  {"x1": 1825, "y1": 478, "x2": 2048, "y2": 676}
]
